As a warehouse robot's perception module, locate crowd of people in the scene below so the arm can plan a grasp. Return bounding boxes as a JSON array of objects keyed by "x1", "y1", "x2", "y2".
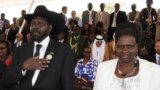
[{"x1": 0, "y1": 0, "x2": 160, "y2": 90}]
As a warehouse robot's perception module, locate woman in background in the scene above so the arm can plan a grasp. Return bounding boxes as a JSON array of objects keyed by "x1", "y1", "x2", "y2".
[{"x1": 75, "y1": 46, "x2": 98, "y2": 90}]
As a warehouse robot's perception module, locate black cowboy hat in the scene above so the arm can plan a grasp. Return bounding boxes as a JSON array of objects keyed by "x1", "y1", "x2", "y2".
[{"x1": 24, "y1": 5, "x2": 65, "y2": 38}]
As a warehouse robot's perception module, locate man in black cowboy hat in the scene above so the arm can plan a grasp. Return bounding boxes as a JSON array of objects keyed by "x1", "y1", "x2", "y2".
[{"x1": 1, "y1": 5, "x2": 74, "y2": 90}]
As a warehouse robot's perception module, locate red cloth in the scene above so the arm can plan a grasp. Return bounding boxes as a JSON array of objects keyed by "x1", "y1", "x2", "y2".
[{"x1": 5, "y1": 55, "x2": 13, "y2": 67}]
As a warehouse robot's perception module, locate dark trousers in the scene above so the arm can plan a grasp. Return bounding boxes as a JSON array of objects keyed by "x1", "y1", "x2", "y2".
[{"x1": 107, "y1": 27, "x2": 116, "y2": 42}]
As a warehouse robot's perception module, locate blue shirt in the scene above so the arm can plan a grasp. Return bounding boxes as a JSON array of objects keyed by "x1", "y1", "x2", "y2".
[{"x1": 74, "y1": 57, "x2": 98, "y2": 81}]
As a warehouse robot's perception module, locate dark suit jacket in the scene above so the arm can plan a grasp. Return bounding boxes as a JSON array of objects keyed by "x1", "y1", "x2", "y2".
[
  {"x1": 82, "y1": 10, "x2": 97, "y2": 26},
  {"x1": 68, "y1": 35, "x2": 88, "y2": 63},
  {"x1": 147, "y1": 54, "x2": 157, "y2": 64},
  {"x1": 107, "y1": 11, "x2": 127, "y2": 42},
  {"x1": 59, "y1": 13, "x2": 67, "y2": 24},
  {"x1": 140, "y1": 8, "x2": 157, "y2": 31},
  {"x1": 109, "y1": 11, "x2": 127, "y2": 27},
  {"x1": 12, "y1": 41, "x2": 26, "y2": 52},
  {"x1": 1, "y1": 39, "x2": 75, "y2": 90},
  {"x1": 5, "y1": 28, "x2": 16, "y2": 44}
]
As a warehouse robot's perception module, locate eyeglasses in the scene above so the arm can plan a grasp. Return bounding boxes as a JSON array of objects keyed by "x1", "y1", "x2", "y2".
[{"x1": 84, "y1": 51, "x2": 91, "y2": 53}]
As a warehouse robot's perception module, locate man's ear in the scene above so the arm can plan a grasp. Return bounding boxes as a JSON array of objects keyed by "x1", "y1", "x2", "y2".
[{"x1": 48, "y1": 25, "x2": 52, "y2": 33}]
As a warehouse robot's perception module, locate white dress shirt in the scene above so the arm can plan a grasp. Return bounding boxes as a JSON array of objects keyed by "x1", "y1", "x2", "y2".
[
  {"x1": 111, "y1": 11, "x2": 119, "y2": 27},
  {"x1": 89, "y1": 10, "x2": 93, "y2": 25}
]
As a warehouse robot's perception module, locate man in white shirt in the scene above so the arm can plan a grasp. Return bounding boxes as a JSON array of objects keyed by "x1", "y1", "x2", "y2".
[
  {"x1": 82, "y1": 3, "x2": 97, "y2": 30},
  {"x1": 67, "y1": 10, "x2": 82, "y2": 27},
  {"x1": 1, "y1": 5, "x2": 74, "y2": 90}
]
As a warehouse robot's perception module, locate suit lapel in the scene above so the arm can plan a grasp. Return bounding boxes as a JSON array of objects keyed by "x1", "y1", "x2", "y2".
[
  {"x1": 34, "y1": 39, "x2": 56, "y2": 86},
  {"x1": 27, "y1": 42, "x2": 34, "y2": 57},
  {"x1": 154, "y1": 55, "x2": 157, "y2": 64},
  {"x1": 23, "y1": 42, "x2": 34, "y2": 87}
]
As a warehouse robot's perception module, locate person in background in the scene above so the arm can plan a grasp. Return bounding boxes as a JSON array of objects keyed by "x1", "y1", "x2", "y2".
[
  {"x1": 94, "y1": 22, "x2": 104, "y2": 36},
  {"x1": 0, "y1": 40, "x2": 13, "y2": 67},
  {"x1": 12, "y1": 33, "x2": 25, "y2": 52},
  {"x1": 57, "y1": 31, "x2": 67, "y2": 44},
  {"x1": 95, "y1": 3, "x2": 110, "y2": 34},
  {"x1": 67, "y1": 10, "x2": 82, "y2": 27},
  {"x1": 155, "y1": 9, "x2": 160, "y2": 41},
  {"x1": 93, "y1": 22, "x2": 160, "y2": 90},
  {"x1": 3, "y1": 20, "x2": 17, "y2": 44},
  {"x1": 60, "y1": 6, "x2": 68, "y2": 25},
  {"x1": 10, "y1": 17, "x2": 18, "y2": 32},
  {"x1": 17, "y1": 10, "x2": 26, "y2": 28},
  {"x1": 81, "y1": 23, "x2": 92, "y2": 38},
  {"x1": 68, "y1": 25, "x2": 88, "y2": 64},
  {"x1": 139, "y1": 0, "x2": 157, "y2": 41},
  {"x1": 26, "y1": 33, "x2": 32, "y2": 42},
  {"x1": 82, "y1": 3, "x2": 97, "y2": 32},
  {"x1": 107, "y1": 3, "x2": 127, "y2": 42},
  {"x1": 92, "y1": 35, "x2": 109, "y2": 64},
  {"x1": 128, "y1": 12, "x2": 143, "y2": 57},
  {"x1": 0, "y1": 40, "x2": 13, "y2": 90},
  {"x1": 128, "y1": 4, "x2": 140, "y2": 22},
  {"x1": 75, "y1": 46, "x2": 98, "y2": 90},
  {"x1": 147, "y1": 40, "x2": 160, "y2": 64},
  {"x1": 87, "y1": 32, "x2": 95, "y2": 47}
]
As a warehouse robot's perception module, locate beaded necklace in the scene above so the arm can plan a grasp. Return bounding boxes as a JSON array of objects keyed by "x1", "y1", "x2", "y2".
[{"x1": 117, "y1": 60, "x2": 139, "y2": 77}]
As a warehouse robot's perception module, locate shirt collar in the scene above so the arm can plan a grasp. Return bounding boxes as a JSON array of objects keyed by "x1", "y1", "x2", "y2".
[
  {"x1": 115, "y1": 10, "x2": 119, "y2": 14},
  {"x1": 130, "y1": 20, "x2": 135, "y2": 23},
  {"x1": 88, "y1": 10, "x2": 93, "y2": 12},
  {"x1": 156, "y1": 53, "x2": 160, "y2": 58},
  {"x1": 34, "y1": 36, "x2": 50, "y2": 47},
  {"x1": 62, "y1": 12, "x2": 66, "y2": 15}
]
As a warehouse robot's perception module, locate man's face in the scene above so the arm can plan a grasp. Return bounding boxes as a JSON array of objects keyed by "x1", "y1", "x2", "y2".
[
  {"x1": 115, "y1": 35, "x2": 138, "y2": 63},
  {"x1": 16, "y1": 33, "x2": 23, "y2": 42},
  {"x1": 146, "y1": 0, "x2": 152, "y2": 7},
  {"x1": 30, "y1": 16, "x2": 52, "y2": 42},
  {"x1": 0, "y1": 43, "x2": 7, "y2": 59},
  {"x1": 131, "y1": 5, "x2": 136, "y2": 11},
  {"x1": 71, "y1": 11, "x2": 76, "y2": 18},
  {"x1": 88, "y1": 3, "x2": 92, "y2": 10},
  {"x1": 73, "y1": 28, "x2": 81, "y2": 36},
  {"x1": 100, "y1": 3, "x2": 105, "y2": 11},
  {"x1": 1, "y1": 14, "x2": 5, "y2": 19},
  {"x1": 89, "y1": 33, "x2": 95, "y2": 42},
  {"x1": 96, "y1": 40, "x2": 102, "y2": 47},
  {"x1": 58, "y1": 32, "x2": 64, "y2": 40},
  {"x1": 63, "y1": 8, "x2": 67, "y2": 14},
  {"x1": 21, "y1": 10, "x2": 26, "y2": 17},
  {"x1": 115, "y1": 3, "x2": 120, "y2": 12},
  {"x1": 155, "y1": 41, "x2": 160, "y2": 54}
]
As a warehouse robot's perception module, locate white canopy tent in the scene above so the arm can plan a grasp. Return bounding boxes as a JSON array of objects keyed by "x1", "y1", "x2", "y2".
[{"x1": 0, "y1": 0, "x2": 160, "y2": 23}]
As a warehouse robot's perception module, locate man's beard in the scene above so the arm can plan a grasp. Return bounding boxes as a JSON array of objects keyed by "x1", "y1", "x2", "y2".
[{"x1": 30, "y1": 30, "x2": 47, "y2": 42}]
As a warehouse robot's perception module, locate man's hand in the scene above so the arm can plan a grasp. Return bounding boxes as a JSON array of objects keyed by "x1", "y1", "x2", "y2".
[{"x1": 22, "y1": 56, "x2": 50, "y2": 70}]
